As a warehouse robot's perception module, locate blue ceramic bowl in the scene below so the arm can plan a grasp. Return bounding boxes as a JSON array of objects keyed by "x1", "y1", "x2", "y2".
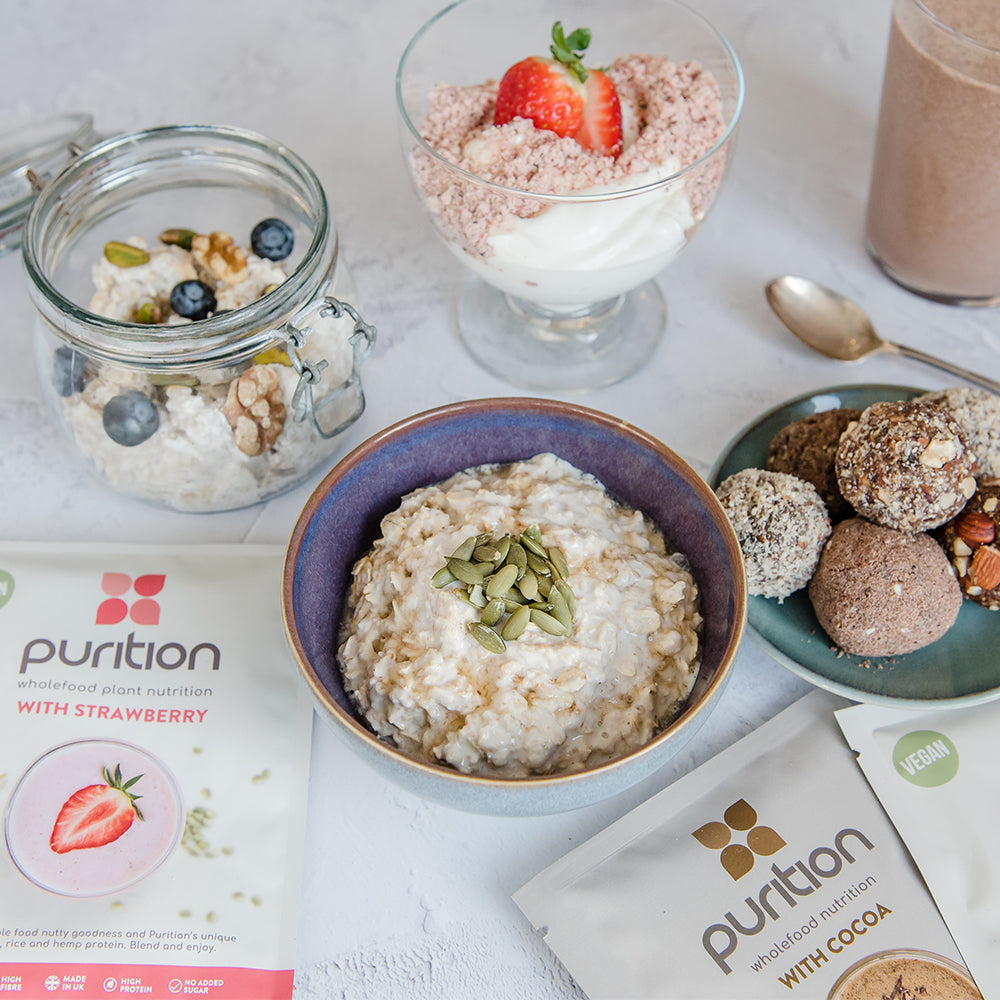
[{"x1": 282, "y1": 398, "x2": 746, "y2": 815}]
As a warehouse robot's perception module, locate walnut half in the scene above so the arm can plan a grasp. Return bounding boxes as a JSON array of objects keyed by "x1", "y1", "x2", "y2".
[
  {"x1": 192, "y1": 231, "x2": 248, "y2": 285},
  {"x1": 222, "y1": 365, "x2": 287, "y2": 456}
]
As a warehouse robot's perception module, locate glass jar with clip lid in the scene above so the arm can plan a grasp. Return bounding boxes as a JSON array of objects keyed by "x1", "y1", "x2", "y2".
[{"x1": 18, "y1": 122, "x2": 375, "y2": 512}]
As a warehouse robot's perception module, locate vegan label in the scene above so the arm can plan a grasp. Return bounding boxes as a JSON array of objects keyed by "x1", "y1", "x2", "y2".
[{"x1": 892, "y1": 731, "x2": 959, "y2": 788}]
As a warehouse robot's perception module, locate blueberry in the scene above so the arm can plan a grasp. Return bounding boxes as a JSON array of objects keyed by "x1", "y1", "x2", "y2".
[
  {"x1": 250, "y1": 218, "x2": 294, "y2": 261},
  {"x1": 52, "y1": 346, "x2": 87, "y2": 397},
  {"x1": 102, "y1": 391, "x2": 160, "y2": 447},
  {"x1": 170, "y1": 280, "x2": 217, "y2": 320}
]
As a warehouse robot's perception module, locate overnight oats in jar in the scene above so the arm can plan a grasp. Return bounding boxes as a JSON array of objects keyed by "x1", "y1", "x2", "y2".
[
  {"x1": 22, "y1": 125, "x2": 375, "y2": 512},
  {"x1": 4, "y1": 738, "x2": 184, "y2": 897}
]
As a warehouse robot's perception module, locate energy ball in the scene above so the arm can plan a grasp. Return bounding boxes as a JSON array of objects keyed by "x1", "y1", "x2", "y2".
[
  {"x1": 939, "y1": 481, "x2": 1000, "y2": 610},
  {"x1": 715, "y1": 468, "x2": 830, "y2": 601},
  {"x1": 835, "y1": 400, "x2": 977, "y2": 532},
  {"x1": 809, "y1": 517, "x2": 961, "y2": 657},
  {"x1": 918, "y1": 387, "x2": 1000, "y2": 482},
  {"x1": 766, "y1": 408, "x2": 861, "y2": 520}
]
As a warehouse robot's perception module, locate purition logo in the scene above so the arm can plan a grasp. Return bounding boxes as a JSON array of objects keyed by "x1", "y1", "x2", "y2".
[
  {"x1": 692, "y1": 798, "x2": 786, "y2": 880},
  {"x1": 97, "y1": 572, "x2": 166, "y2": 626}
]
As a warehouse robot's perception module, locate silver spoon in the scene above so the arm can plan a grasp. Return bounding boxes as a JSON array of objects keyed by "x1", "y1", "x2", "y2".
[{"x1": 765, "y1": 275, "x2": 1000, "y2": 394}]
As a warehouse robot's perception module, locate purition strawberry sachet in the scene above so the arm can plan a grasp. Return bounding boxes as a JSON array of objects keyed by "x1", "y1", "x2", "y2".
[{"x1": 0, "y1": 542, "x2": 312, "y2": 1000}]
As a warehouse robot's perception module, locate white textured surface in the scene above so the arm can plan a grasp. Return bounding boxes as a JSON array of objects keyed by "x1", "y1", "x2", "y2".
[{"x1": 3, "y1": 1, "x2": 998, "y2": 997}]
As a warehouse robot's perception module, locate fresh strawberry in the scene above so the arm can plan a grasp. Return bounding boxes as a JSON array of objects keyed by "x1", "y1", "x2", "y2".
[
  {"x1": 574, "y1": 70, "x2": 623, "y2": 157},
  {"x1": 494, "y1": 55, "x2": 584, "y2": 138},
  {"x1": 494, "y1": 22, "x2": 623, "y2": 158},
  {"x1": 50, "y1": 764, "x2": 144, "y2": 854}
]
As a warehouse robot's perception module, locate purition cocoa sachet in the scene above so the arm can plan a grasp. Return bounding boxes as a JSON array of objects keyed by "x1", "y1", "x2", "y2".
[{"x1": 514, "y1": 690, "x2": 982, "y2": 999}]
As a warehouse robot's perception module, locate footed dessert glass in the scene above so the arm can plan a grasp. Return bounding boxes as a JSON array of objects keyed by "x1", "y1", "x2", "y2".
[{"x1": 396, "y1": 0, "x2": 744, "y2": 390}]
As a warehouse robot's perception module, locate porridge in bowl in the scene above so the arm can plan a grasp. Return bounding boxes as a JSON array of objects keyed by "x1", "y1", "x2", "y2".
[{"x1": 338, "y1": 453, "x2": 702, "y2": 777}]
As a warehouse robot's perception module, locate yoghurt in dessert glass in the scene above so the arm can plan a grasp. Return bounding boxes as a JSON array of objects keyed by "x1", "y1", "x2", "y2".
[
  {"x1": 396, "y1": 0, "x2": 743, "y2": 390},
  {"x1": 4, "y1": 738, "x2": 184, "y2": 897}
]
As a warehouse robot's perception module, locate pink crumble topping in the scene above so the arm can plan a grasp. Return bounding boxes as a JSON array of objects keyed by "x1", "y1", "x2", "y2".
[{"x1": 413, "y1": 53, "x2": 727, "y2": 258}]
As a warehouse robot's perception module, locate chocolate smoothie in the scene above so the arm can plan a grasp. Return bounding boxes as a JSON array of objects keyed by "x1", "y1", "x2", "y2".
[
  {"x1": 828, "y1": 950, "x2": 983, "y2": 1000},
  {"x1": 865, "y1": 0, "x2": 1000, "y2": 303}
]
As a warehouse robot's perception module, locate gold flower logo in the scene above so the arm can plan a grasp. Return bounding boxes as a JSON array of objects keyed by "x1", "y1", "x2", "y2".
[{"x1": 692, "y1": 799, "x2": 786, "y2": 880}]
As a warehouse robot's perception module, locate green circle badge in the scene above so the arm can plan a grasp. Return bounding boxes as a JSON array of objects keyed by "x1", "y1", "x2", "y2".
[{"x1": 892, "y1": 730, "x2": 959, "y2": 787}]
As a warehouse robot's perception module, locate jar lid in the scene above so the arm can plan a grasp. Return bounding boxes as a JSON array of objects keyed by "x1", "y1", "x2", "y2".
[{"x1": 0, "y1": 113, "x2": 98, "y2": 255}]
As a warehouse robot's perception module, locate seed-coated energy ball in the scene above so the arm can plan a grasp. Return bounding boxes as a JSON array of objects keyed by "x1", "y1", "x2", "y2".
[{"x1": 715, "y1": 468, "x2": 830, "y2": 601}]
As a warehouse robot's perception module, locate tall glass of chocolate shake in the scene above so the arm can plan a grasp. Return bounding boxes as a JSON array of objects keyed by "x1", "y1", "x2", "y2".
[{"x1": 866, "y1": 0, "x2": 1000, "y2": 305}]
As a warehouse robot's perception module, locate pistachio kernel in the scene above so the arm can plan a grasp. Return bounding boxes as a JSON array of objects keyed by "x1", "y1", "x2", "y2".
[
  {"x1": 159, "y1": 227, "x2": 196, "y2": 251},
  {"x1": 104, "y1": 241, "x2": 150, "y2": 268},
  {"x1": 252, "y1": 345, "x2": 293, "y2": 367}
]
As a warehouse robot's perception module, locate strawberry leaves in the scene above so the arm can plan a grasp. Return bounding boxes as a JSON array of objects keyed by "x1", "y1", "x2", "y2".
[
  {"x1": 105, "y1": 763, "x2": 145, "y2": 822},
  {"x1": 549, "y1": 22, "x2": 592, "y2": 83}
]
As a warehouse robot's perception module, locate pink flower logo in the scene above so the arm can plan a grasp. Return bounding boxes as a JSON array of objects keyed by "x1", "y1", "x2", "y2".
[{"x1": 96, "y1": 572, "x2": 166, "y2": 625}]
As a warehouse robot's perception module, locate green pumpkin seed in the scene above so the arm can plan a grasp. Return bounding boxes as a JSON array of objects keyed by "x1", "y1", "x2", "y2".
[
  {"x1": 481, "y1": 598, "x2": 506, "y2": 627},
  {"x1": 468, "y1": 622, "x2": 506, "y2": 653},
  {"x1": 451, "y1": 536, "x2": 478, "y2": 561},
  {"x1": 530, "y1": 609, "x2": 569, "y2": 636},
  {"x1": 523, "y1": 524, "x2": 543, "y2": 542},
  {"x1": 493, "y1": 535, "x2": 512, "y2": 564},
  {"x1": 506, "y1": 541, "x2": 527, "y2": 579},
  {"x1": 159, "y1": 227, "x2": 196, "y2": 250},
  {"x1": 473, "y1": 543, "x2": 501, "y2": 563},
  {"x1": 548, "y1": 587, "x2": 573, "y2": 632},
  {"x1": 502, "y1": 594, "x2": 527, "y2": 610},
  {"x1": 555, "y1": 580, "x2": 576, "y2": 617},
  {"x1": 520, "y1": 532, "x2": 548, "y2": 558},
  {"x1": 468, "y1": 584, "x2": 488, "y2": 608},
  {"x1": 526, "y1": 552, "x2": 551, "y2": 576},
  {"x1": 536, "y1": 574, "x2": 553, "y2": 598},
  {"x1": 501, "y1": 605, "x2": 530, "y2": 641},
  {"x1": 548, "y1": 546, "x2": 569, "y2": 581},
  {"x1": 516, "y1": 568, "x2": 539, "y2": 601},
  {"x1": 446, "y1": 557, "x2": 485, "y2": 586},
  {"x1": 432, "y1": 566, "x2": 457, "y2": 589},
  {"x1": 104, "y1": 241, "x2": 150, "y2": 267},
  {"x1": 486, "y1": 563, "x2": 519, "y2": 599}
]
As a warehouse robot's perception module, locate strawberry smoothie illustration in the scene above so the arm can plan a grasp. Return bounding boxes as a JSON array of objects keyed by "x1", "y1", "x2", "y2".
[{"x1": 4, "y1": 739, "x2": 183, "y2": 896}]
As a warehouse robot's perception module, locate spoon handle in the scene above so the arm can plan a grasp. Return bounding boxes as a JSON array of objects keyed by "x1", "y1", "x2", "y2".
[{"x1": 893, "y1": 342, "x2": 1000, "y2": 395}]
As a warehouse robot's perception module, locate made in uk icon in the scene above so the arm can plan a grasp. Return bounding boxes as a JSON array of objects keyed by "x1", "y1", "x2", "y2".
[{"x1": 96, "y1": 572, "x2": 166, "y2": 626}]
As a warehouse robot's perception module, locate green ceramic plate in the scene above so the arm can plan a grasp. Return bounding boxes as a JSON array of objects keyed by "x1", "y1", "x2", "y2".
[{"x1": 709, "y1": 384, "x2": 1000, "y2": 708}]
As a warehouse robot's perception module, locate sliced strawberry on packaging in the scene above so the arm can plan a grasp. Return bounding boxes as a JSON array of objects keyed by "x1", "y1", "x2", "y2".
[
  {"x1": 494, "y1": 21, "x2": 623, "y2": 158},
  {"x1": 50, "y1": 764, "x2": 144, "y2": 854}
]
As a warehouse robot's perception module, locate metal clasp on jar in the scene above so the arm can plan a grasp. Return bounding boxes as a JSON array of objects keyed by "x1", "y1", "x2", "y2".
[{"x1": 281, "y1": 296, "x2": 376, "y2": 439}]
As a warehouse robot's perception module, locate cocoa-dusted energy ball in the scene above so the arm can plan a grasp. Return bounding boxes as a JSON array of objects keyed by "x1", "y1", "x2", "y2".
[
  {"x1": 766, "y1": 408, "x2": 861, "y2": 520},
  {"x1": 809, "y1": 517, "x2": 962, "y2": 657},
  {"x1": 715, "y1": 468, "x2": 830, "y2": 602},
  {"x1": 939, "y1": 480, "x2": 1000, "y2": 610},
  {"x1": 919, "y1": 387, "x2": 1000, "y2": 482},
  {"x1": 835, "y1": 400, "x2": 977, "y2": 532}
]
